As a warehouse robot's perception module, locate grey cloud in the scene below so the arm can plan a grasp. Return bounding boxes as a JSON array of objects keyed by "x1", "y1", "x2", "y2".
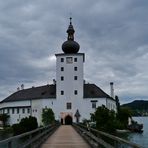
[{"x1": 0, "y1": 0, "x2": 148, "y2": 103}]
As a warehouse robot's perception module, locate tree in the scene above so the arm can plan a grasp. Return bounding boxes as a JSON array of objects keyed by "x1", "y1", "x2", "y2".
[
  {"x1": 0, "y1": 113, "x2": 9, "y2": 127},
  {"x1": 42, "y1": 108, "x2": 55, "y2": 126},
  {"x1": 117, "y1": 107, "x2": 132, "y2": 128},
  {"x1": 94, "y1": 105, "x2": 117, "y2": 133},
  {"x1": 115, "y1": 95, "x2": 120, "y2": 113}
]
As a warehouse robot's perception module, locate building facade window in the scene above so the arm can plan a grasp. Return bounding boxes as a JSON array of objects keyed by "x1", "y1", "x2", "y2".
[
  {"x1": 27, "y1": 108, "x2": 30, "y2": 114},
  {"x1": 12, "y1": 108, "x2": 15, "y2": 114},
  {"x1": 22, "y1": 108, "x2": 25, "y2": 114},
  {"x1": 92, "y1": 102, "x2": 96, "y2": 109},
  {"x1": 61, "y1": 90, "x2": 64, "y2": 95},
  {"x1": 61, "y1": 76, "x2": 64, "y2": 81},
  {"x1": 74, "y1": 58, "x2": 77, "y2": 62},
  {"x1": 74, "y1": 67, "x2": 77, "y2": 71},
  {"x1": 17, "y1": 108, "x2": 19, "y2": 114},
  {"x1": 7, "y1": 108, "x2": 9, "y2": 114},
  {"x1": 66, "y1": 102, "x2": 72, "y2": 109},
  {"x1": 74, "y1": 90, "x2": 78, "y2": 95},
  {"x1": 4, "y1": 109, "x2": 7, "y2": 113},
  {"x1": 74, "y1": 76, "x2": 78, "y2": 80},
  {"x1": 61, "y1": 67, "x2": 64, "y2": 71},
  {"x1": 61, "y1": 58, "x2": 64, "y2": 62}
]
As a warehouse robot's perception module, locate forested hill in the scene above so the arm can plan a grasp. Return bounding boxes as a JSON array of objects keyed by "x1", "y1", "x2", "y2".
[{"x1": 121, "y1": 100, "x2": 148, "y2": 116}]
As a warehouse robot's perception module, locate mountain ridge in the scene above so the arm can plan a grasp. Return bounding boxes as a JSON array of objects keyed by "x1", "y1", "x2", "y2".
[{"x1": 121, "y1": 100, "x2": 148, "y2": 116}]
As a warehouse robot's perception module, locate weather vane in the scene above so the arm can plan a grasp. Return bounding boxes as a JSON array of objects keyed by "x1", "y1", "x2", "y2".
[{"x1": 69, "y1": 12, "x2": 72, "y2": 24}]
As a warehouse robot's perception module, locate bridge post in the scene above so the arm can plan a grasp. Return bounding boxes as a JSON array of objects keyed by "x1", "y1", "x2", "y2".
[
  {"x1": 29, "y1": 134, "x2": 32, "y2": 147},
  {"x1": 8, "y1": 141, "x2": 12, "y2": 148}
]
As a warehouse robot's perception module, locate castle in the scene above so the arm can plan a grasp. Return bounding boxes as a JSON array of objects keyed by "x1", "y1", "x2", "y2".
[{"x1": 0, "y1": 19, "x2": 116, "y2": 126}]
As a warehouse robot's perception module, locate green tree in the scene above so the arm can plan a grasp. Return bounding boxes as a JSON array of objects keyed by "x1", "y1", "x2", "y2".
[
  {"x1": 94, "y1": 105, "x2": 117, "y2": 133},
  {"x1": 42, "y1": 108, "x2": 55, "y2": 126},
  {"x1": 117, "y1": 107, "x2": 132, "y2": 128},
  {"x1": 0, "y1": 113, "x2": 9, "y2": 127},
  {"x1": 115, "y1": 95, "x2": 120, "y2": 113}
]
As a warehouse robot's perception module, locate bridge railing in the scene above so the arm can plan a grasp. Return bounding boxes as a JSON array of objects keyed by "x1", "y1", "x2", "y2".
[
  {"x1": 73, "y1": 123, "x2": 143, "y2": 148},
  {"x1": 0, "y1": 123, "x2": 59, "y2": 148}
]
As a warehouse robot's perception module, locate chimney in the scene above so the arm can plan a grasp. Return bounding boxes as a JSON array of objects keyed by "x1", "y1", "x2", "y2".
[
  {"x1": 110, "y1": 82, "x2": 114, "y2": 99},
  {"x1": 21, "y1": 84, "x2": 24, "y2": 90},
  {"x1": 53, "y1": 79, "x2": 56, "y2": 85}
]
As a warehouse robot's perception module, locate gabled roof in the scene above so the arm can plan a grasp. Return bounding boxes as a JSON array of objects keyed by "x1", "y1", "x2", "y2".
[
  {"x1": 1, "y1": 84, "x2": 56, "y2": 103},
  {"x1": 1, "y1": 84, "x2": 112, "y2": 103},
  {"x1": 84, "y1": 84, "x2": 111, "y2": 98}
]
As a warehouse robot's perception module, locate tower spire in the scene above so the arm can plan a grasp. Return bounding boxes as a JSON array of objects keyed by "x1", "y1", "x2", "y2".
[
  {"x1": 67, "y1": 17, "x2": 75, "y2": 41},
  {"x1": 62, "y1": 18, "x2": 80, "y2": 54},
  {"x1": 70, "y1": 17, "x2": 72, "y2": 25}
]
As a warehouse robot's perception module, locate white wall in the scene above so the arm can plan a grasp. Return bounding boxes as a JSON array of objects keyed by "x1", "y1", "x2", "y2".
[
  {"x1": 56, "y1": 53, "x2": 84, "y2": 100},
  {"x1": 106, "y1": 98, "x2": 117, "y2": 112}
]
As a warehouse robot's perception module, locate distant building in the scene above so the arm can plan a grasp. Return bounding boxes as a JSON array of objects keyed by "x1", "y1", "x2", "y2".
[{"x1": 0, "y1": 19, "x2": 116, "y2": 126}]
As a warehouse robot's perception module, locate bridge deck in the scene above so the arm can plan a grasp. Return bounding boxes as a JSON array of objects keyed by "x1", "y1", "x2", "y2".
[{"x1": 41, "y1": 125, "x2": 91, "y2": 148}]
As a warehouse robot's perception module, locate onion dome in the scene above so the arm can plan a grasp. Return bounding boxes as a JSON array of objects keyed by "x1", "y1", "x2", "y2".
[{"x1": 62, "y1": 18, "x2": 80, "y2": 53}]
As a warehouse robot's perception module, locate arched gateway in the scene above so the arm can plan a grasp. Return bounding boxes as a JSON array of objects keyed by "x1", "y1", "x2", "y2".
[{"x1": 65, "y1": 115, "x2": 72, "y2": 125}]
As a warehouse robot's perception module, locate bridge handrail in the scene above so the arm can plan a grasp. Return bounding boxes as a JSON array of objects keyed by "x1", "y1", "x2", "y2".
[
  {"x1": 0, "y1": 125, "x2": 50, "y2": 144},
  {"x1": 73, "y1": 123, "x2": 143, "y2": 148},
  {"x1": 0, "y1": 124, "x2": 59, "y2": 148}
]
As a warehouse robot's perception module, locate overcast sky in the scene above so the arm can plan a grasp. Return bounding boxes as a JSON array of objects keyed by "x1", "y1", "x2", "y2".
[{"x1": 0, "y1": 0, "x2": 148, "y2": 104}]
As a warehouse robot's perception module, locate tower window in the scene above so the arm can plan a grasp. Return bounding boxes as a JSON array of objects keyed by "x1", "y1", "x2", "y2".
[
  {"x1": 61, "y1": 67, "x2": 64, "y2": 71},
  {"x1": 74, "y1": 67, "x2": 77, "y2": 71},
  {"x1": 61, "y1": 76, "x2": 64, "y2": 81},
  {"x1": 74, "y1": 58, "x2": 77, "y2": 62},
  {"x1": 74, "y1": 76, "x2": 78, "y2": 80},
  {"x1": 61, "y1": 91, "x2": 64, "y2": 95},
  {"x1": 74, "y1": 90, "x2": 78, "y2": 95},
  {"x1": 66, "y1": 102, "x2": 72, "y2": 109},
  {"x1": 61, "y1": 58, "x2": 64, "y2": 62}
]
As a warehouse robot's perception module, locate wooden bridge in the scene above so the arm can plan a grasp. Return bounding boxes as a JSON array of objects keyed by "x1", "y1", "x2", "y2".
[
  {"x1": 41, "y1": 125, "x2": 90, "y2": 148},
  {"x1": 0, "y1": 123, "x2": 143, "y2": 148}
]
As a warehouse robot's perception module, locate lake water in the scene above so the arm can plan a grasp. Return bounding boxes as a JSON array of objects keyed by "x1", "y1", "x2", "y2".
[
  {"x1": 117, "y1": 117, "x2": 148, "y2": 148},
  {"x1": 128, "y1": 117, "x2": 148, "y2": 148}
]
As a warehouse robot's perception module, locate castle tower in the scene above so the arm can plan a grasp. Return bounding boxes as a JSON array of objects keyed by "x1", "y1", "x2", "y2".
[{"x1": 55, "y1": 18, "x2": 84, "y2": 124}]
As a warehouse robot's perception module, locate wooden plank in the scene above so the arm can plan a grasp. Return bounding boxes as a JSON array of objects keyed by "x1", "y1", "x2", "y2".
[{"x1": 41, "y1": 125, "x2": 91, "y2": 148}]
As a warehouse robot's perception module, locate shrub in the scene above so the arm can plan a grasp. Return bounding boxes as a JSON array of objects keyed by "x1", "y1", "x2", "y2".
[
  {"x1": 12, "y1": 116, "x2": 38, "y2": 135},
  {"x1": 0, "y1": 114, "x2": 10, "y2": 127}
]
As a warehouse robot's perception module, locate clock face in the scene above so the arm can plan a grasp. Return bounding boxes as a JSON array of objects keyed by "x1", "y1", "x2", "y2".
[{"x1": 66, "y1": 57, "x2": 73, "y2": 63}]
